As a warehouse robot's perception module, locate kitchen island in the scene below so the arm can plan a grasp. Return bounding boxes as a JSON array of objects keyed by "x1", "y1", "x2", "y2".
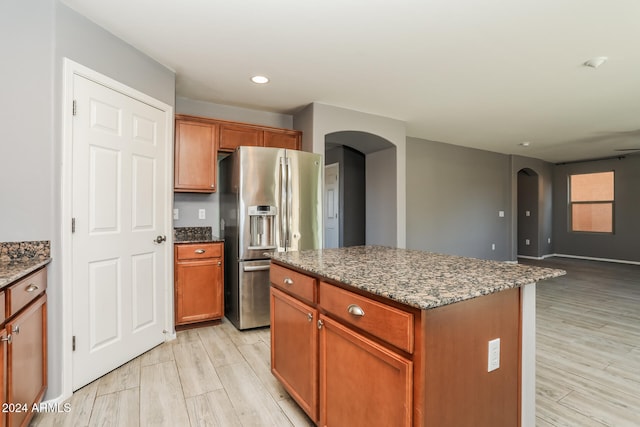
[{"x1": 268, "y1": 246, "x2": 565, "y2": 427}]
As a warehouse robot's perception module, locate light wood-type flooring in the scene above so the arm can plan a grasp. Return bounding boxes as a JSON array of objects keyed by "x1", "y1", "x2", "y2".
[{"x1": 31, "y1": 257, "x2": 639, "y2": 426}]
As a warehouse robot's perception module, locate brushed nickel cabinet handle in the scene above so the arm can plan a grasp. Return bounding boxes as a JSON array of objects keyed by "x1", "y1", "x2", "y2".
[
  {"x1": 12, "y1": 326, "x2": 20, "y2": 334},
  {"x1": 317, "y1": 319, "x2": 324, "y2": 329},
  {"x1": 347, "y1": 304, "x2": 365, "y2": 317},
  {"x1": 25, "y1": 284, "x2": 39, "y2": 293},
  {"x1": 307, "y1": 313, "x2": 313, "y2": 322},
  {"x1": 195, "y1": 249, "x2": 206, "y2": 254},
  {"x1": 217, "y1": 261, "x2": 222, "y2": 266},
  {"x1": 283, "y1": 278, "x2": 294, "y2": 286},
  {"x1": 0, "y1": 335, "x2": 11, "y2": 343}
]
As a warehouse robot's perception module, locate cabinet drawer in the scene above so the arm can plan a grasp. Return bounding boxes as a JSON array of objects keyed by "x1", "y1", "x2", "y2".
[
  {"x1": 7, "y1": 267, "x2": 47, "y2": 317},
  {"x1": 270, "y1": 263, "x2": 316, "y2": 304},
  {"x1": 319, "y1": 281, "x2": 414, "y2": 353},
  {"x1": 176, "y1": 243, "x2": 222, "y2": 261}
]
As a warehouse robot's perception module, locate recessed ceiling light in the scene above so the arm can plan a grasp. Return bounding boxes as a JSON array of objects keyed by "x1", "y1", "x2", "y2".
[
  {"x1": 519, "y1": 142, "x2": 530, "y2": 147},
  {"x1": 251, "y1": 75, "x2": 270, "y2": 84}
]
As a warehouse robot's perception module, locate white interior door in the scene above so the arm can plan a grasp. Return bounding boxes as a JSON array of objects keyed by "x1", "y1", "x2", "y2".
[
  {"x1": 71, "y1": 74, "x2": 168, "y2": 390},
  {"x1": 324, "y1": 163, "x2": 339, "y2": 248}
]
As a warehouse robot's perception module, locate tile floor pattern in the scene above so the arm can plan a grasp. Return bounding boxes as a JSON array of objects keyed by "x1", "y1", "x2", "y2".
[{"x1": 31, "y1": 257, "x2": 640, "y2": 426}]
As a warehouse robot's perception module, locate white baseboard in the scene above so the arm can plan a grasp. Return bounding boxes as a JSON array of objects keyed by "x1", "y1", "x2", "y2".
[{"x1": 552, "y1": 253, "x2": 640, "y2": 266}]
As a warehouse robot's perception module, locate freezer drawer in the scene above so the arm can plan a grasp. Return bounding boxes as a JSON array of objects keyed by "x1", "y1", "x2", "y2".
[{"x1": 226, "y1": 260, "x2": 271, "y2": 330}]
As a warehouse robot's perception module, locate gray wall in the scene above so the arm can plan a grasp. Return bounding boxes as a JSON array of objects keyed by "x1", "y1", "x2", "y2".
[
  {"x1": 553, "y1": 155, "x2": 640, "y2": 263},
  {"x1": 325, "y1": 146, "x2": 366, "y2": 247},
  {"x1": 173, "y1": 98, "x2": 296, "y2": 236},
  {"x1": 406, "y1": 137, "x2": 511, "y2": 260},
  {"x1": 366, "y1": 147, "x2": 397, "y2": 246},
  {"x1": 1, "y1": 0, "x2": 176, "y2": 400}
]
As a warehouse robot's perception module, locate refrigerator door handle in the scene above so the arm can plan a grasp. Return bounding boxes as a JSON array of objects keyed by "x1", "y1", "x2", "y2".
[
  {"x1": 279, "y1": 157, "x2": 287, "y2": 249},
  {"x1": 286, "y1": 158, "x2": 293, "y2": 248}
]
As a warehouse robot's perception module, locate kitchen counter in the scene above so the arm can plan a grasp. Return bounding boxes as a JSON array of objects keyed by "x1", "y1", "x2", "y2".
[
  {"x1": 174, "y1": 226, "x2": 223, "y2": 244},
  {"x1": 0, "y1": 241, "x2": 51, "y2": 289},
  {"x1": 269, "y1": 245, "x2": 565, "y2": 310},
  {"x1": 269, "y1": 245, "x2": 566, "y2": 426}
]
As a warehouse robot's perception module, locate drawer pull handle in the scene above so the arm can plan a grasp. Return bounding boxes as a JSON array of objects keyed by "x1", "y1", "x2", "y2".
[
  {"x1": 11, "y1": 326, "x2": 20, "y2": 335},
  {"x1": 347, "y1": 304, "x2": 365, "y2": 317},
  {"x1": 195, "y1": 249, "x2": 206, "y2": 254},
  {"x1": 307, "y1": 313, "x2": 313, "y2": 322},
  {"x1": 283, "y1": 278, "x2": 294, "y2": 286},
  {"x1": 26, "y1": 284, "x2": 39, "y2": 293},
  {"x1": 0, "y1": 335, "x2": 11, "y2": 343}
]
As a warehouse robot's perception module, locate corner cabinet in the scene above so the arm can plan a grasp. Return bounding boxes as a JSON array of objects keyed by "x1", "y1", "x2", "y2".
[
  {"x1": 1, "y1": 266, "x2": 48, "y2": 427},
  {"x1": 174, "y1": 242, "x2": 224, "y2": 327}
]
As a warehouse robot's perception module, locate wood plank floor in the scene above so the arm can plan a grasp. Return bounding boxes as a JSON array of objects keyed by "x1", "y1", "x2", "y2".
[{"x1": 31, "y1": 257, "x2": 640, "y2": 426}]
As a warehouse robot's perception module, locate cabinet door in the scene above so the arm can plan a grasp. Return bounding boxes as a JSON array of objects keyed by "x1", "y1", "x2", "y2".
[
  {"x1": 319, "y1": 315, "x2": 412, "y2": 427},
  {"x1": 1, "y1": 329, "x2": 6, "y2": 427},
  {"x1": 7, "y1": 295, "x2": 47, "y2": 427},
  {"x1": 263, "y1": 130, "x2": 300, "y2": 150},
  {"x1": 174, "y1": 120, "x2": 217, "y2": 192},
  {"x1": 219, "y1": 124, "x2": 263, "y2": 151},
  {"x1": 175, "y1": 259, "x2": 223, "y2": 325},
  {"x1": 270, "y1": 287, "x2": 318, "y2": 422}
]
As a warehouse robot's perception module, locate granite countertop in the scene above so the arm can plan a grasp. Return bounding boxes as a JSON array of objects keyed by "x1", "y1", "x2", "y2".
[
  {"x1": 0, "y1": 241, "x2": 51, "y2": 289},
  {"x1": 269, "y1": 245, "x2": 566, "y2": 310},
  {"x1": 174, "y1": 227, "x2": 224, "y2": 244}
]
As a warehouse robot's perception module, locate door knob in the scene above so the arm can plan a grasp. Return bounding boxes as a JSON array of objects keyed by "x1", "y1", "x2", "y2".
[{"x1": 154, "y1": 235, "x2": 167, "y2": 244}]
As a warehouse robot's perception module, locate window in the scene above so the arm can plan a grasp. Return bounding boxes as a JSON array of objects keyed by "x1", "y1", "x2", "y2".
[{"x1": 569, "y1": 171, "x2": 614, "y2": 233}]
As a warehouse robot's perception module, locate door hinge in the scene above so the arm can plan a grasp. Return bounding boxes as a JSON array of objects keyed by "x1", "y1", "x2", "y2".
[
  {"x1": 72, "y1": 217, "x2": 76, "y2": 233},
  {"x1": 72, "y1": 100, "x2": 77, "y2": 116},
  {"x1": 72, "y1": 335, "x2": 76, "y2": 351}
]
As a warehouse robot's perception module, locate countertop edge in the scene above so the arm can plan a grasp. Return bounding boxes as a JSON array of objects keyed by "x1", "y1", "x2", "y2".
[{"x1": 0, "y1": 258, "x2": 52, "y2": 289}]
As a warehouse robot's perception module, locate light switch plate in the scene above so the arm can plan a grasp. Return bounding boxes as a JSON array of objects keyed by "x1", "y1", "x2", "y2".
[{"x1": 198, "y1": 209, "x2": 206, "y2": 219}]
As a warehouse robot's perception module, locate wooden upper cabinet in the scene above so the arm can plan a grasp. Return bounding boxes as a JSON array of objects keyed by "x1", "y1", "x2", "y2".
[
  {"x1": 174, "y1": 119, "x2": 217, "y2": 192},
  {"x1": 219, "y1": 124, "x2": 263, "y2": 151},
  {"x1": 264, "y1": 130, "x2": 300, "y2": 150}
]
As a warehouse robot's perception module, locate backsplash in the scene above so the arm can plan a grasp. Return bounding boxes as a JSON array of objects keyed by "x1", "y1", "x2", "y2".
[
  {"x1": 174, "y1": 227, "x2": 213, "y2": 242},
  {"x1": 0, "y1": 240, "x2": 50, "y2": 262}
]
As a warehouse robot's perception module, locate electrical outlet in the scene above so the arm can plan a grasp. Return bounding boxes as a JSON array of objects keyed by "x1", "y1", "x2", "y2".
[
  {"x1": 498, "y1": 211, "x2": 505, "y2": 217},
  {"x1": 173, "y1": 209, "x2": 179, "y2": 220},
  {"x1": 548, "y1": 237, "x2": 551, "y2": 244},
  {"x1": 198, "y1": 209, "x2": 206, "y2": 220},
  {"x1": 488, "y1": 338, "x2": 500, "y2": 372},
  {"x1": 525, "y1": 210, "x2": 531, "y2": 217},
  {"x1": 491, "y1": 243, "x2": 496, "y2": 251},
  {"x1": 525, "y1": 239, "x2": 530, "y2": 245}
]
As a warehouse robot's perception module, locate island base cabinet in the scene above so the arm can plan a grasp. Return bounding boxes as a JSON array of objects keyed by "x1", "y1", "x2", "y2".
[
  {"x1": 270, "y1": 288, "x2": 318, "y2": 422},
  {"x1": 319, "y1": 315, "x2": 412, "y2": 427},
  {"x1": 7, "y1": 294, "x2": 47, "y2": 427}
]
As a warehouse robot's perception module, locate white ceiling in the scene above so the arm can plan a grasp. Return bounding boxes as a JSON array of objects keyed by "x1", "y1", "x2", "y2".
[{"x1": 61, "y1": 0, "x2": 640, "y2": 163}]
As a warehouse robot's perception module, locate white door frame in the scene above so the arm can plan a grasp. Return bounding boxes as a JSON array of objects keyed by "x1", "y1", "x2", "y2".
[{"x1": 60, "y1": 58, "x2": 175, "y2": 401}]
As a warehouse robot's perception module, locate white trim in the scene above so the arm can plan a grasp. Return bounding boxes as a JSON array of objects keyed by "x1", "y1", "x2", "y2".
[
  {"x1": 61, "y1": 58, "x2": 175, "y2": 401},
  {"x1": 520, "y1": 283, "x2": 536, "y2": 427},
  {"x1": 551, "y1": 253, "x2": 640, "y2": 266}
]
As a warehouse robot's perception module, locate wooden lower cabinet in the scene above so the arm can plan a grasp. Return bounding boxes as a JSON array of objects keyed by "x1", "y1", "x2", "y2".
[
  {"x1": 174, "y1": 243, "x2": 224, "y2": 326},
  {"x1": 270, "y1": 288, "x2": 318, "y2": 421},
  {"x1": 271, "y1": 262, "x2": 522, "y2": 427},
  {"x1": 319, "y1": 315, "x2": 412, "y2": 427},
  {"x1": 6, "y1": 294, "x2": 47, "y2": 427}
]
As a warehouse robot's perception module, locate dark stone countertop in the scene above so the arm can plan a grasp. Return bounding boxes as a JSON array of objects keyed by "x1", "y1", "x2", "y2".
[
  {"x1": 0, "y1": 241, "x2": 51, "y2": 289},
  {"x1": 269, "y1": 245, "x2": 566, "y2": 310}
]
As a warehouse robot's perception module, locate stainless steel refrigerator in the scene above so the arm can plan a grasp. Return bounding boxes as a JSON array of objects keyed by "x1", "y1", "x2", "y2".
[{"x1": 219, "y1": 146, "x2": 322, "y2": 329}]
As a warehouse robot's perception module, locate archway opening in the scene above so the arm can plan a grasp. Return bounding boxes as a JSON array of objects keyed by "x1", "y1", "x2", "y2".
[{"x1": 324, "y1": 131, "x2": 396, "y2": 248}]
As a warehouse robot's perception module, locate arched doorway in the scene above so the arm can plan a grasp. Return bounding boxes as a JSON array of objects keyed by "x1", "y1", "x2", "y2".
[
  {"x1": 517, "y1": 168, "x2": 540, "y2": 258},
  {"x1": 324, "y1": 131, "x2": 395, "y2": 248}
]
